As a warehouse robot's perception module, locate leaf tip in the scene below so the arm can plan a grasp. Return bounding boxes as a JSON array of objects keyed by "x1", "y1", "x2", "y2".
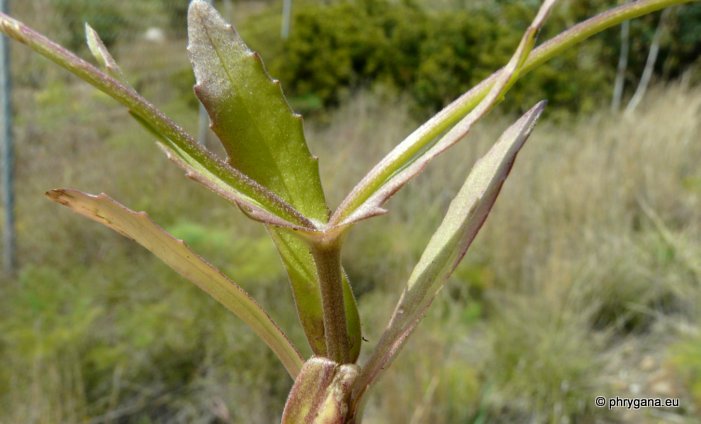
[
  {"x1": 188, "y1": 0, "x2": 210, "y2": 14},
  {"x1": 85, "y1": 22, "x2": 125, "y2": 81},
  {"x1": 84, "y1": 22, "x2": 95, "y2": 37},
  {"x1": 45, "y1": 188, "x2": 65, "y2": 202},
  {"x1": 534, "y1": 99, "x2": 548, "y2": 113},
  {"x1": 521, "y1": 100, "x2": 548, "y2": 135},
  {"x1": 46, "y1": 188, "x2": 84, "y2": 208},
  {"x1": 188, "y1": 0, "x2": 228, "y2": 32}
]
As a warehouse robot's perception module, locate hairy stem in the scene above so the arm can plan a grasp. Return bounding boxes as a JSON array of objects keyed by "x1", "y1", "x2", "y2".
[
  {"x1": 310, "y1": 242, "x2": 350, "y2": 363},
  {"x1": 332, "y1": 0, "x2": 693, "y2": 225}
]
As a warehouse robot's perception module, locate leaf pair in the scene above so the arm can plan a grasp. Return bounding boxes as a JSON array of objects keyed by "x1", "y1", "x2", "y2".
[
  {"x1": 346, "y1": 0, "x2": 556, "y2": 405},
  {"x1": 0, "y1": 2, "x2": 361, "y2": 370},
  {"x1": 331, "y1": 0, "x2": 556, "y2": 228},
  {"x1": 351, "y1": 101, "x2": 545, "y2": 404}
]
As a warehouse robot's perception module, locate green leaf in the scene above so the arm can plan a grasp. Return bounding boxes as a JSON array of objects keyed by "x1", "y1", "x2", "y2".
[
  {"x1": 281, "y1": 357, "x2": 359, "y2": 424},
  {"x1": 406, "y1": 102, "x2": 545, "y2": 298},
  {"x1": 331, "y1": 0, "x2": 557, "y2": 228},
  {"x1": 187, "y1": 0, "x2": 362, "y2": 360},
  {"x1": 46, "y1": 189, "x2": 304, "y2": 379},
  {"x1": 352, "y1": 101, "x2": 546, "y2": 404},
  {"x1": 187, "y1": 0, "x2": 328, "y2": 222}
]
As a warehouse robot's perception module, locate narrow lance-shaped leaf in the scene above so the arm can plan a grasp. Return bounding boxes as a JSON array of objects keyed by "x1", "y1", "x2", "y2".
[
  {"x1": 330, "y1": 0, "x2": 556, "y2": 228},
  {"x1": 46, "y1": 189, "x2": 305, "y2": 379},
  {"x1": 352, "y1": 101, "x2": 546, "y2": 405},
  {"x1": 0, "y1": 13, "x2": 313, "y2": 231},
  {"x1": 187, "y1": 0, "x2": 361, "y2": 360}
]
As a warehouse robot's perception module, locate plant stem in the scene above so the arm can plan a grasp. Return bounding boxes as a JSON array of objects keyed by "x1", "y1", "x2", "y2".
[
  {"x1": 332, "y1": 0, "x2": 693, "y2": 225},
  {"x1": 310, "y1": 241, "x2": 350, "y2": 363}
]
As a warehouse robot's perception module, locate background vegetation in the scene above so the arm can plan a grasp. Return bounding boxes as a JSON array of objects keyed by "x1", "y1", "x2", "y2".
[{"x1": 1, "y1": 0, "x2": 700, "y2": 423}]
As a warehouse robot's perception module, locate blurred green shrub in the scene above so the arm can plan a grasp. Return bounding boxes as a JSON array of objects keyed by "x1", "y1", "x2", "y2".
[
  {"x1": 237, "y1": 0, "x2": 700, "y2": 116},
  {"x1": 54, "y1": 0, "x2": 128, "y2": 50},
  {"x1": 43, "y1": 0, "x2": 701, "y2": 116},
  {"x1": 240, "y1": 0, "x2": 612, "y2": 115},
  {"x1": 660, "y1": 4, "x2": 701, "y2": 80}
]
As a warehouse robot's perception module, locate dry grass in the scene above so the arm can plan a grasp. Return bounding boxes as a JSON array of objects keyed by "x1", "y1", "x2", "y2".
[
  {"x1": 308, "y1": 83, "x2": 701, "y2": 423},
  {"x1": 2, "y1": 76, "x2": 700, "y2": 422}
]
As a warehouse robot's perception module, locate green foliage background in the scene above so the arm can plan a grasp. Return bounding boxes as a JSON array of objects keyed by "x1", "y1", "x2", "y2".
[
  {"x1": 235, "y1": 0, "x2": 701, "y2": 115},
  {"x1": 61, "y1": 0, "x2": 700, "y2": 116}
]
